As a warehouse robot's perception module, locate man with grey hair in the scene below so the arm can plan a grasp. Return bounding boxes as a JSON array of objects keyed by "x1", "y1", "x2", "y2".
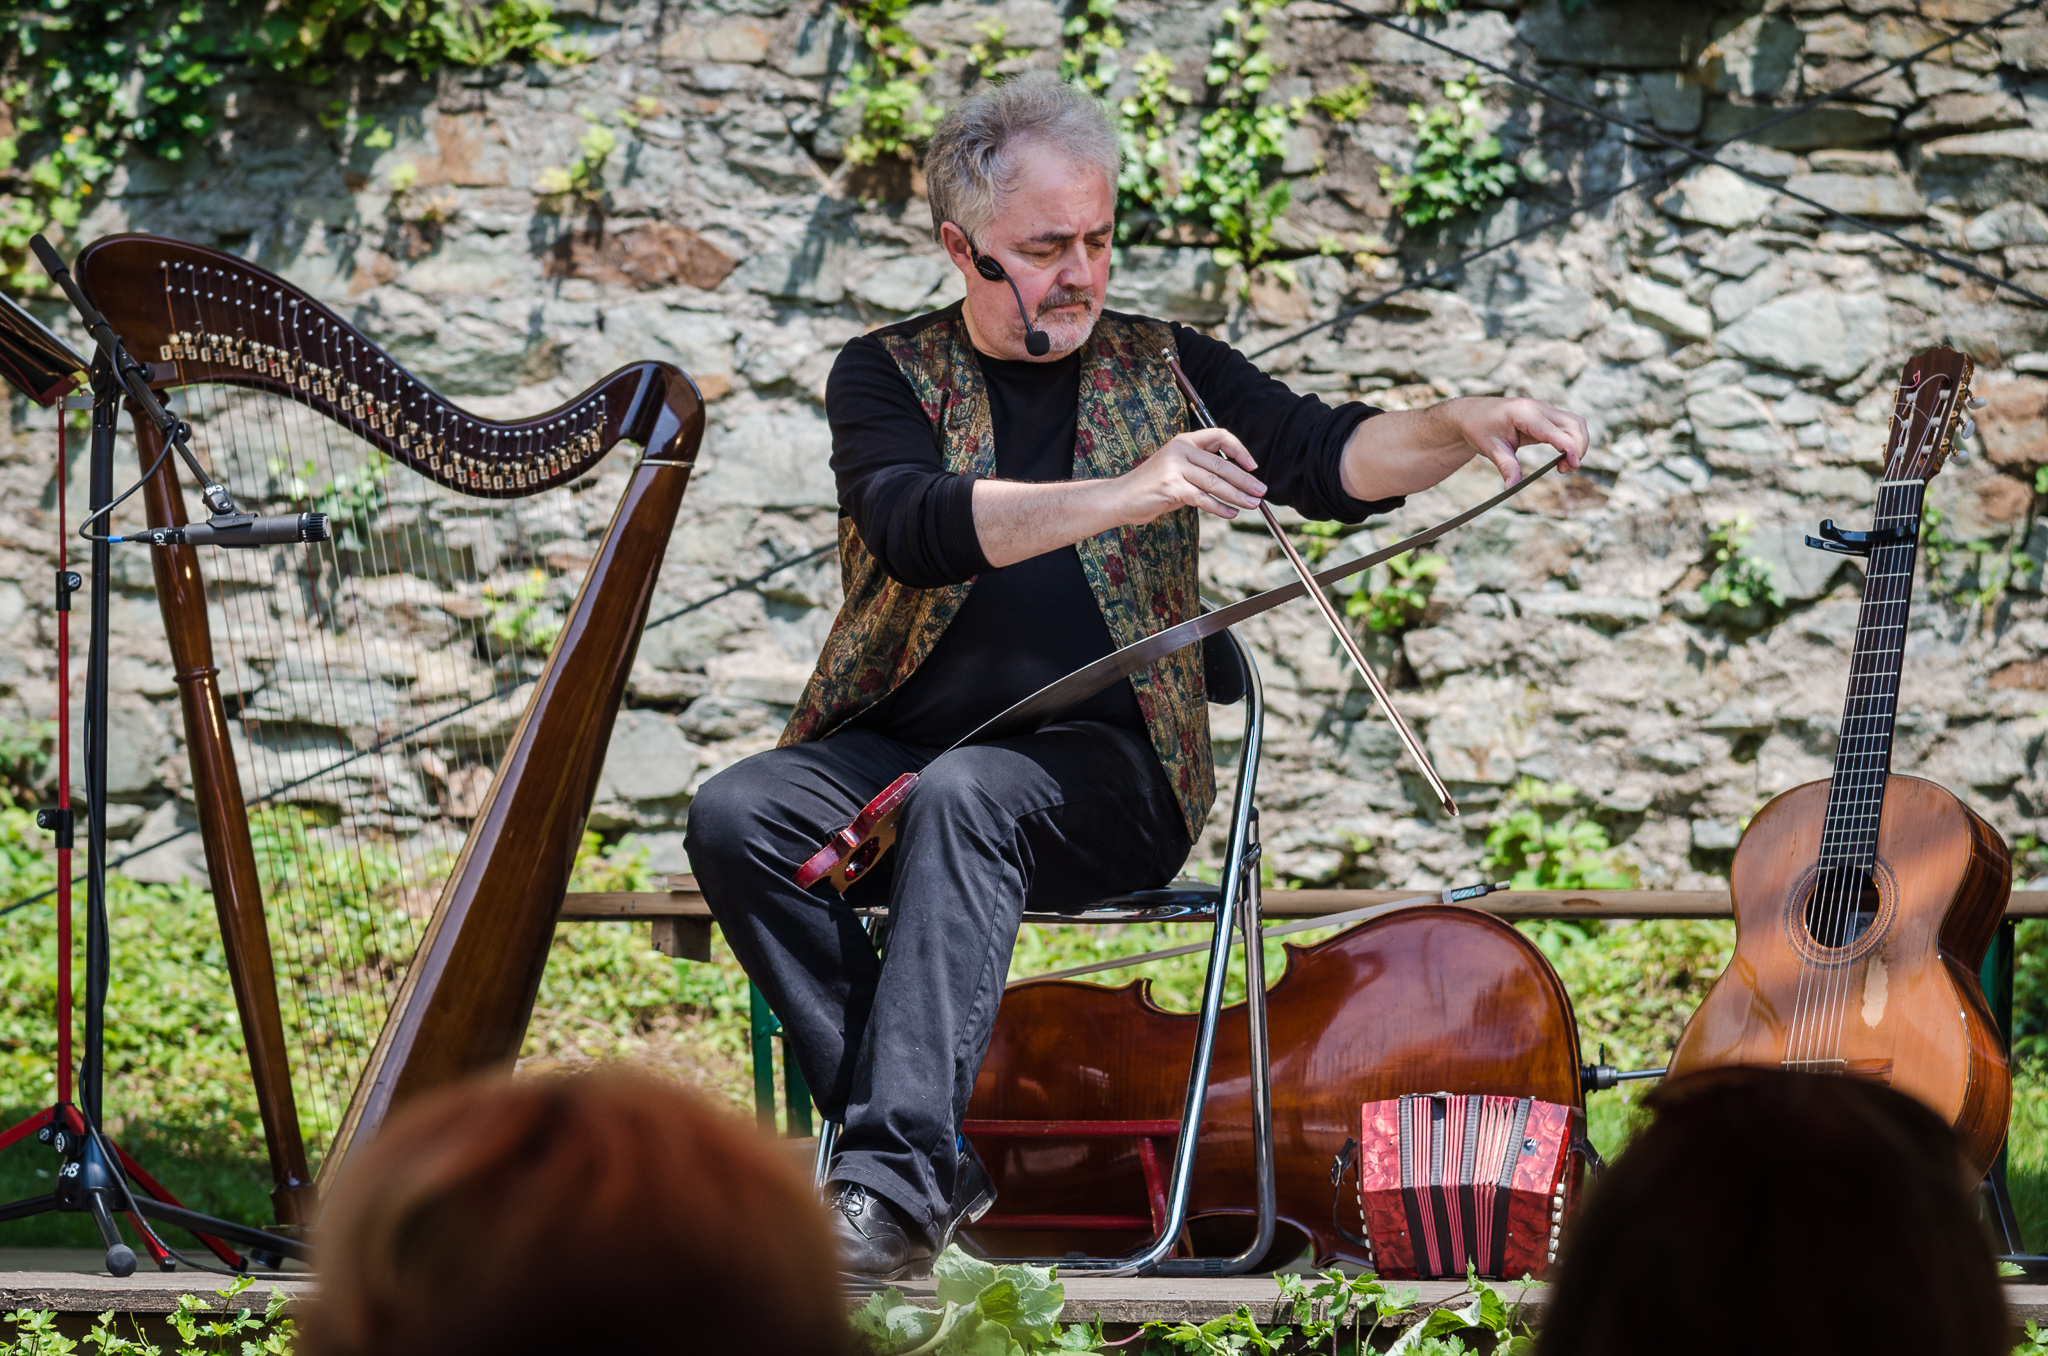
[{"x1": 688, "y1": 71, "x2": 1588, "y2": 1279}]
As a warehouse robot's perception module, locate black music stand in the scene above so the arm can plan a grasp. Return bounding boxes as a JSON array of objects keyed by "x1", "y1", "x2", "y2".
[{"x1": 0, "y1": 261, "x2": 312, "y2": 1276}]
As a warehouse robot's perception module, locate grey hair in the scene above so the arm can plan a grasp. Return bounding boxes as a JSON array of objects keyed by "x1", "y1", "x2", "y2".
[{"x1": 924, "y1": 72, "x2": 1120, "y2": 245}]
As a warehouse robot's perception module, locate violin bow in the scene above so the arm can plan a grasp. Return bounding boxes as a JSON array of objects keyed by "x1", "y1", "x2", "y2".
[{"x1": 1163, "y1": 350, "x2": 1459, "y2": 816}]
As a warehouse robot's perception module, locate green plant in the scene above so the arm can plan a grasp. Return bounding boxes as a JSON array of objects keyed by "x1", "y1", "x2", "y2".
[
  {"x1": 1116, "y1": 50, "x2": 1193, "y2": 231},
  {"x1": 852, "y1": 1247, "x2": 1539, "y2": 1355},
  {"x1": 832, "y1": 0, "x2": 942, "y2": 166},
  {"x1": 1920, "y1": 505, "x2": 2025, "y2": 613},
  {"x1": 0, "y1": 0, "x2": 578, "y2": 289},
  {"x1": 482, "y1": 569, "x2": 564, "y2": 653},
  {"x1": 855, "y1": 1249, "x2": 1081, "y2": 1354},
  {"x1": 964, "y1": 19, "x2": 1030, "y2": 88},
  {"x1": 242, "y1": 0, "x2": 576, "y2": 79},
  {"x1": 536, "y1": 107, "x2": 620, "y2": 202},
  {"x1": 1346, "y1": 549, "x2": 1448, "y2": 634},
  {"x1": 1483, "y1": 779, "x2": 1639, "y2": 893},
  {"x1": 1380, "y1": 68, "x2": 1519, "y2": 230},
  {"x1": 1110, "y1": 3, "x2": 1302, "y2": 270},
  {"x1": 1058, "y1": 0, "x2": 1123, "y2": 95},
  {"x1": 0, "y1": 723, "x2": 51, "y2": 800},
  {"x1": 1310, "y1": 66, "x2": 1375, "y2": 123},
  {"x1": 0, "y1": 0, "x2": 223, "y2": 288},
  {"x1": 1187, "y1": 0, "x2": 1303, "y2": 269},
  {"x1": 1406, "y1": 0, "x2": 1460, "y2": 12},
  {"x1": 0, "y1": 1275, "x2": 292, "y2": 1353},
  {"x1": 1697, "y1": 514, "x2": 1785, "y2": 615}
]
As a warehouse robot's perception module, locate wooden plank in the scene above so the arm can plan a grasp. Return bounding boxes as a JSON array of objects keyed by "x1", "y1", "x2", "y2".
[
  {"x1": 557, "y1": 892, "x2": 711, "y2": 961},
  {"x1": 629, "y1": 879, "x2": 2048, "y2": 923}
]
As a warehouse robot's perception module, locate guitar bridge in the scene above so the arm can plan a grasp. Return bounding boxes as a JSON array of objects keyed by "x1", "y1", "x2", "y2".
[{"x1": 1780, "y1": 1057, "x2": 1894, "y2": 1084}]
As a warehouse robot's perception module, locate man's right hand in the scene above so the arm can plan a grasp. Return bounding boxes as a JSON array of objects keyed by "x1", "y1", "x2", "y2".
[
  {"x1": 972, "y1": 427, "x2": 1267, "y2": 568},
  {"x1": 1113, "y1": 429, "x2": 1268, "y2": 525}
]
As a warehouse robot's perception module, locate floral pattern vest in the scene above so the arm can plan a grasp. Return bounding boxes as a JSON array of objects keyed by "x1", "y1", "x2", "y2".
[{"x1": 779, "y1": 305, "x2": 1215, "y2": 842}]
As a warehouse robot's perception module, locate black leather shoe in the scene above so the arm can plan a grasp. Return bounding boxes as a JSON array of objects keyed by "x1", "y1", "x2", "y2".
[
  {"x1": 827, "y1": 1182, "x2": 933, "y2": 1281},
  {"x1": 937, "y1": 1138, "x2": 997, "y2": 1253}
]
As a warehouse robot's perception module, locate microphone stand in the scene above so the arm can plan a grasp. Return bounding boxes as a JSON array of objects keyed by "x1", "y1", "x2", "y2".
[{"x1": 0, "y1": 241, "x2": 314, "y2": 1276}]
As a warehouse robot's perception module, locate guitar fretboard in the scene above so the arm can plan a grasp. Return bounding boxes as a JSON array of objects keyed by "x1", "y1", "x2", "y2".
[{"x1": 1817, "y1": 479, "x2": 1925, "y2": 872}]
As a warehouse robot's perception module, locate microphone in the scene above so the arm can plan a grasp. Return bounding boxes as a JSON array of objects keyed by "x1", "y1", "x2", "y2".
[
  {"x1": 118, "y1": 512, "x2": 330, "y2": 548},
  {"x1": 970, "y1": 247, "x2": 1052, "y2": 357}
]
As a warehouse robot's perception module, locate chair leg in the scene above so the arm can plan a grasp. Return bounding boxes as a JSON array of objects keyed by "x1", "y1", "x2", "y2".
[
  {"x1": 813, "y1": 1118, "x2": 840, "y2": 1192},
  {"x1": 1153, "y1": 815, "x2": 1276, "y2": 1277}
]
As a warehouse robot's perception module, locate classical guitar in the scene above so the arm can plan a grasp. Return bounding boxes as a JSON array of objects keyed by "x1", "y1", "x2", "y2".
[{"x1": 1667, "y1": 345, "x2": 2012, "y2": 1177}]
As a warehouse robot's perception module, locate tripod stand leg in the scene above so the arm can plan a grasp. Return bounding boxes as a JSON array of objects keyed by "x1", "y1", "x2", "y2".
[
  {"x1": 0, "y1": 1193, "x2": 61, "y2": 1225},
  {"x1": 86, "y1": 1191, "x2": 137, "y2": 1278},
  {"x1": 109, "y1": 1138, "x2": 242, "y2": 1269},
  {"x1": 129, "y1": 1196, "x2": 312, "y2": 1264},
  {"x1": 0, "y1": 1107, "x2": 56, "y2": 1156}
]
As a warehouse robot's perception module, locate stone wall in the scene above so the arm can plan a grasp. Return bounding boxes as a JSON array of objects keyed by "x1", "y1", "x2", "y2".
[{"x1": 5, "y1": 0, "x2": 2048, "y2": 894}]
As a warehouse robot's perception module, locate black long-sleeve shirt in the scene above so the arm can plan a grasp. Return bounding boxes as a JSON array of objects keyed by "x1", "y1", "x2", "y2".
[{"x1": 825, "y1": 309, "x2": 1400, "y2": 749}]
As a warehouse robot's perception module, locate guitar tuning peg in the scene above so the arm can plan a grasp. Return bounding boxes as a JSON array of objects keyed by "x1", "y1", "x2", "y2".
[
  {"x1": 1971, "y1": 396, "x2": 1988, "y2": 410},
  {"x1": 1961, "y1": 418, "x2": 1977, "y2": 443}
]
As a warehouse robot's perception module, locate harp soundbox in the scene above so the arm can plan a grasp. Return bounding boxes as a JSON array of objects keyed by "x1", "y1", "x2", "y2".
[{"x1": 73, "y1": 235, "x2": 704, "y2": 1223}]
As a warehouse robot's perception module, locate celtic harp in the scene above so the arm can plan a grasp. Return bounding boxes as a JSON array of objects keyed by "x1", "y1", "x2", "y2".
[{"x1": 74, "y1": 234, "x2": 703, "y2": 1224}]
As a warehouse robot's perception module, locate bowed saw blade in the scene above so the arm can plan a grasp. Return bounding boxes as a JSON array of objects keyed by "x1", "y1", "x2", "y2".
[{"x1": 794, "y1": 453, "x2": 1562, "y2": 892}]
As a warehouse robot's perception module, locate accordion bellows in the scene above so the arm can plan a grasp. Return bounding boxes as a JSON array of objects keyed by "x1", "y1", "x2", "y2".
[{"x1": 1353, "y1": 1093, "x2": 1578, "y2": 1281}]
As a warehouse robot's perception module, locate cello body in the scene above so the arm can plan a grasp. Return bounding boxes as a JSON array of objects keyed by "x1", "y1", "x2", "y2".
[
  {"x1": 1668, "y1": 774, "x2": 2011, "y2": 1176},
  {"x1": 962, "y1": 905, "x2": 1583, "y2": 1265}
]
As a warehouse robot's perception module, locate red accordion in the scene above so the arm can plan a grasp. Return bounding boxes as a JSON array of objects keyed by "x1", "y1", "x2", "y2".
[{"x1": 1336, "y1": 1093, "x2": 1585, "y2": 1281}]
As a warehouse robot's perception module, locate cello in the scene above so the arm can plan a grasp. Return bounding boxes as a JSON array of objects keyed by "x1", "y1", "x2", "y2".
[
  {"x1": 961, "y1": 904, "x2": 1585, "y2": 1266},
  {"x1": 1667, "y1": 345, "x2": 2011, "y2": 1177}
]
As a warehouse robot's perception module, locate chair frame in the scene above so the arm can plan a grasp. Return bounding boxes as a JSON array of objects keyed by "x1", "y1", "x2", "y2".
[{"x1": 814, "y1": 628, "x2": 1277, "y2": 1278}]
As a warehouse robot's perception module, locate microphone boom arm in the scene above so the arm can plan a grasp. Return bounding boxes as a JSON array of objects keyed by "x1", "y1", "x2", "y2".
[{"x1": 30, "y1": 234, "x2": 244, "y2": 522}]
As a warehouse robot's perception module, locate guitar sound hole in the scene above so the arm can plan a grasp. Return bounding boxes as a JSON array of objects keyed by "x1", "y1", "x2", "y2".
[{"x1": 1804, "y1": 866, "x2": 1883, "y2": 948}]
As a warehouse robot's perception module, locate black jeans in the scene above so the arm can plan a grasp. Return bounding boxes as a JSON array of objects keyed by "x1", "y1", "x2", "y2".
[{"x1": 685, "y1": 720, "x2": 1191, "y2": 1242}]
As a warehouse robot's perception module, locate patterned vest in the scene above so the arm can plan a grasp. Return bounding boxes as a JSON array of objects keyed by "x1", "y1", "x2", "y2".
[{"x1": 780, "y1": 305, "x2": 1215, "y2": 842}]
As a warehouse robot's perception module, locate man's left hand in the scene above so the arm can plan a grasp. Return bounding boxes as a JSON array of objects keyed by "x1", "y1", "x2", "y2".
[{"x1": 1339, "y1": 396, "x2": 1590, "y2": 503}]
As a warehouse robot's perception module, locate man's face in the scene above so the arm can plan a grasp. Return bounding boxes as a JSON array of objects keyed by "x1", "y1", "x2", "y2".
[{"x1": 947, "y1": 138, "x2": 1114, "y2": 360}]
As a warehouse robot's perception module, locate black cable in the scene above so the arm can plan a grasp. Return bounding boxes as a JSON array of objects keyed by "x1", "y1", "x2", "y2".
[
  {"x1": 0, "y1": 540, "x2": 840, "y2": 922},
  {"x1": 75, "y1": 429, "x2": 178, "y2": 542},
  {"x1": 1249, "y1": 0, "x2": 2048, "y2": 360},
  {"x1": 1320, "y1": 0, "x2": 2048, "y2": 310}
]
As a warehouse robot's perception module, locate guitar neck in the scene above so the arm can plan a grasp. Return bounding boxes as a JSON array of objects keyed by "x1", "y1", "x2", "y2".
[{"x1": 1819, "y1": 478, "x2": 1926, "y2": 872}]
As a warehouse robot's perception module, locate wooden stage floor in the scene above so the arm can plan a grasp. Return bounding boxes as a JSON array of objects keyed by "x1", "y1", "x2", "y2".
[{"x1": 3, "y1": 1252, "x2": 2048, "y2": 1326}]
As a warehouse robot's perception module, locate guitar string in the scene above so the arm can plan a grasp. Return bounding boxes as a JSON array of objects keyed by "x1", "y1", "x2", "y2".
[
  {"x1": 1791, "y1": 378, "x2": 1947, "y2": 1069},
  {"x1": 1785, "y1": 379, "x2": 1906, "y2": 1065},
  {"x1": 1818, "y1": 476, "x2": 1924, "y2": 1065},
  {"x1": 1819, "y1": 401, "x2": 1926, "y2": 1063},
  {"x1": 1807, "y1": 444, "x2": 1918, "y2": 1063}
]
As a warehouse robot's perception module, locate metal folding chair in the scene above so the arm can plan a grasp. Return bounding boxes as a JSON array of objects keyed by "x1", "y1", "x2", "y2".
[{"x1": 813, "y1": 627, "x2": 1276, "y2": 1278}]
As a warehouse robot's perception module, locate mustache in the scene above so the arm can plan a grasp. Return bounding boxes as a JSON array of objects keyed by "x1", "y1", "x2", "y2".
[{"x1": 1035, "y1": 286, "x2": 1096, "y2": 318}]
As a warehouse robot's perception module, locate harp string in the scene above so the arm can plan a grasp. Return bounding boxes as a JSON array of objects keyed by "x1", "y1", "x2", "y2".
[{"x1": 156, "y1": 265, "x2": 569, "y2": 1168}]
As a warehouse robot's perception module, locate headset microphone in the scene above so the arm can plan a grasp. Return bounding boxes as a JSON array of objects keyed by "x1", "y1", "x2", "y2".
[{"x1": 970, "y1": 247, "x2": 1052, "y2": 357}]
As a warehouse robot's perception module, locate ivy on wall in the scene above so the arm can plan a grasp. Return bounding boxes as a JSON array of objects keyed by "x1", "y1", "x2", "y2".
[
  {"x1": 1380, "y1": 68, "x2": 1520, "y2": 229},
  {"x1": 0, "y1": 0, "x2": 574, "y2": 287},
  {"x1": 827, "y1": 0, "x2": 1524, "y2": 268}
]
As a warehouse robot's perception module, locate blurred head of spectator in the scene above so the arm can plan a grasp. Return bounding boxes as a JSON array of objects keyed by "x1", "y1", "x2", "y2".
[
  {"x1": 1538, "y1": 1066, "x2": 2006, "y2": 1356},
  {"x1": 299, "y1": 1068, "x2": 849, "y2": 1356}
]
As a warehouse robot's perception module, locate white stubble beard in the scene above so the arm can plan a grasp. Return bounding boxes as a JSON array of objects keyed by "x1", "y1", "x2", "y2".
[{"x1": 1034, "y1": 287, "x2": 1104, "y2": 357}]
